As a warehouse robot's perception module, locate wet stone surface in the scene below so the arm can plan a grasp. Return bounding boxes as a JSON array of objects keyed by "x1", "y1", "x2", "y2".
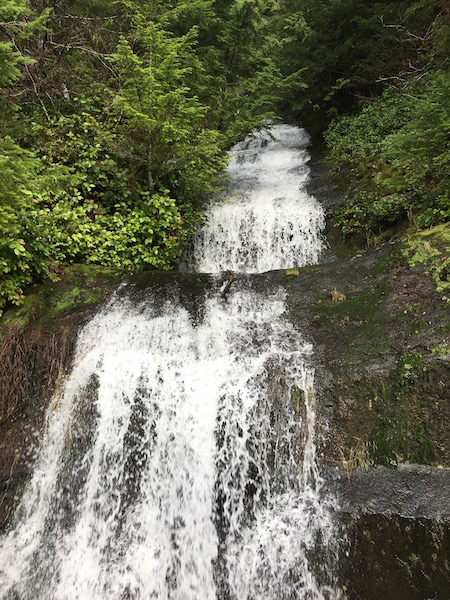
[
  {"x1": 329, "y1": 464, "x2": 450, "y2": 521},
  {"x1": 340, "y1": 513, "x2": 450, "y2": 600}
]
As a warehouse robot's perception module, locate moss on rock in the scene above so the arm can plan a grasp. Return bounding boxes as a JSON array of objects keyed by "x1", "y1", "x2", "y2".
[
  {"x1": 1, "y1": 264, "x2": 124, "y2": 331},
  {"x1": 286, "y1": 241, "x2": 450, "y2": 471}
]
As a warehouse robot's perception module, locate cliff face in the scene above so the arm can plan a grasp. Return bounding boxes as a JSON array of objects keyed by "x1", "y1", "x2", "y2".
[
  {"x1": 302, "y1": 147, "x2": 450, "y2": 471},
  {"x1": 284, "y1": 243, "x2": 450, "y2": 598},
  {"x1": 300, "y1": 148, "x2": 450, "y2": 598},
  {"x1": 286, "y1": 244, "x2": 450, "y2": 470}
]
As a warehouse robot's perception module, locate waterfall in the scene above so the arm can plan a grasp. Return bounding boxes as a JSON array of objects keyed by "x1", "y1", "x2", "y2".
[
  {"x1": 0, "y1": 125, "x2": 340, "y2": 599},
  {"x1": 187, "y1": 125, "x2": 325, "y2": 273}
]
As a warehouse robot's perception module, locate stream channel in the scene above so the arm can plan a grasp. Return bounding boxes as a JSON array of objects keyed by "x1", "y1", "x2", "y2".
[{"x1": 1, "y1": 125, "x2": 447, "y2": 599}]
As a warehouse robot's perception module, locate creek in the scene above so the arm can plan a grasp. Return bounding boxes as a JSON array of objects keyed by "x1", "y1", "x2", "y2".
[{"x1": 0, "y1": 125, "x2": 342, "y2": 599}]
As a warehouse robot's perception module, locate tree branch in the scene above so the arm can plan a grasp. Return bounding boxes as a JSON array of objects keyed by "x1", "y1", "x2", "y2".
[{"x1": 220, "y1": 271, "x2": 236, "y2": 299}]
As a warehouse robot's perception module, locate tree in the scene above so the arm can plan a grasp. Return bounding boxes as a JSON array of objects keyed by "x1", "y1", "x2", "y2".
[
  {"x1": 108, "y1": 12, "x2": 226, "y2": 203},
  {"x1": 0, "y1": 1, "x2": 32, "y2": 87}
]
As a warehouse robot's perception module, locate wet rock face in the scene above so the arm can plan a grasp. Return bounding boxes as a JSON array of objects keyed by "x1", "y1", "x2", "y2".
[
  {"x1": 331, "y1": 465, "x2": 450, "y2": 521},
  {"x1": 284, "y1": 241, "x2": 450, "y2": 597},
  {"x1": 340, "y1": 514, "x2": 450, "y2": 600},
  {"x1": 284, "y1": 243, "x2": 450, "y2": 470},
  {"x1": 327, "y1": 464, "x2": 450, "y2": 597},
  {"x1": 0, "y1": 324, "x2": 79, "y2": 531},
  {"x1": 302, "y1": 147, "x2": 450, "y2": 471}
]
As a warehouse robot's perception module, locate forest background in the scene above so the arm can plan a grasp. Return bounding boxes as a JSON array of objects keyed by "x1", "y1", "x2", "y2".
[{"x1": 1, "y1": 0, "x2": 449, "y2": 314}]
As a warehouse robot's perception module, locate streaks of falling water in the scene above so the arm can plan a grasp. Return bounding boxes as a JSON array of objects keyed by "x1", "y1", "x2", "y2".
[
  {"x1": 186, "y1": 125, "x2": 325, "y2": 274},
  {"x1": 0, "y1": 125, "x2": 340, "y2": 599},
  {"x1": 0, "y1": 289, "x2": 339, "y2": 599}
]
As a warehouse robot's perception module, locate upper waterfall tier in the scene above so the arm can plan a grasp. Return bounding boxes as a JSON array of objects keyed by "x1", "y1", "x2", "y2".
[{"x1": 187, "y1": 125, "x2": 325, "y2": 274}]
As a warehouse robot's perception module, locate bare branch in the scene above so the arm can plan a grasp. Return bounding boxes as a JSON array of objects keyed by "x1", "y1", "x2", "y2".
[
  {"x1": 220, "y1": 271, "x2": 236, "y2": 299},
  {"x1": 24, "y1": 62, "x2": 51, "y2": 122},
  {"x1": 46, "y1": 41, "x2": 118, "y2": 78},
  {"x1": 59, "y1": 14, "x2": 121, "y2": 22},
  {"x1": 46, "y1": 40, "x2": 108, "y2": 58}
]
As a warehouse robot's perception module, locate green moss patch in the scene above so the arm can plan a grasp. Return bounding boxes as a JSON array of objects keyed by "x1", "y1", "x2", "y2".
[
  {"x1": 1, "y1": 264, "x2": 124, "y2": 331},
  {"x1": 338, "y1": 353, "x2": 449, "y2": 468}
]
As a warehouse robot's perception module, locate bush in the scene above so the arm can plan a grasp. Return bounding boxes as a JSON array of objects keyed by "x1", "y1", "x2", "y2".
[{"x1": 326, "y1": 71, "x2": 450, "y2": 239}]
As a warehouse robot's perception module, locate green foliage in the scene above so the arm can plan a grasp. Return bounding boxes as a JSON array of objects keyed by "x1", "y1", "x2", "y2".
[
  {"x1": 30, "y1": 100, "x2": 131, "y2": 212},
  {"x1": 108, "y1": 17, "x2": 226, "y2": 202},
  {"x1": 0, "y1": 0, "x2": 26, "y2": 19},
  {"x1": 0, "y1": 41, "x2": 28, "y2": 87},
  {"x1": 327, "y1": 71, "x2": 450, "y2": 238},
  {"x1": 326, "y1": 91, "x2": 416, "y2": 170},
  {"x1": 321, "y1": 2, "x2": 450, "y2": 245},
  {"x1": 431, "y1": 341, "x2": 450, "y2": 356},
  {"x1": 398, "y1": 353, "x2": 423, "y2": 386},
  {"x1": 0, "y1": 0, "x2": 34, "y2": 86},
  {"x1": 381, "y1": 71, "x2": 450, "y2": 196},
  {"x1": 273, "y1": 0, "x2": 449, "y2": 126},
  {"x1": 402, "y1": 223, "x2": 450, "y2": 302},
  {"x1": 163, "y1": 0, "x2": 286, "y2": 144},
  {"x1": 35, "y1": 193, "x2": 192, "y2": 270},
  {"x1": 274, "y1": 0, "x2": 406, "y2": 123},
  {"x1": 0, "y1": 138, "x2": 48, "y2": 315}
]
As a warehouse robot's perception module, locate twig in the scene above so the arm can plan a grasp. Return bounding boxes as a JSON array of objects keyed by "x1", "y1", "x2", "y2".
[{"x1": 220, "y1": 270, "x2": 236, "y2": 299}]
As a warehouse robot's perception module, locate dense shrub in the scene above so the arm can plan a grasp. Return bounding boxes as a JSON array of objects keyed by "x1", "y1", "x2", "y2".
[{"x1": 326, "y1": 71, "x2": 450, "y2": 237}]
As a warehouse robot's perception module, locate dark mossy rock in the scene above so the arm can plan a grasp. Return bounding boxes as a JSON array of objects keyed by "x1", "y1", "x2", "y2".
[
  {"x1": 339, "y1": 513, "x2": 450, "y2": 600},
  {"x1": 281, "y1": 240, "x2": 450, "y2": 470},
  {"x1": 1, "y1": 264, "x2": 126, "y2": 331}
]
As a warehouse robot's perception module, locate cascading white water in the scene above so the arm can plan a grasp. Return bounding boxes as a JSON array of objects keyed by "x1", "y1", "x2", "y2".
[
  {"x1": 0, "y1": 125, "x2": 340, "y2": 599},
  {"x1": 0, "y1": 288, "x2": 338, "y2": 600},
  {"x1": 187, "y1": 125, "x2": 325, "y2": 273}
]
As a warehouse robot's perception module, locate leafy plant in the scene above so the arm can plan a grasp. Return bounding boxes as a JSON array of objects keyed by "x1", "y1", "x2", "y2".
[
  {"x1": 402, "y1": 224, "x2": 450, "y2": 301},
  {"x1": 0, "y1": 138, "x2": 50, "y2": 314},
  {"x1": 327, "y1": 71, "x2": 450, "y2": 240}
]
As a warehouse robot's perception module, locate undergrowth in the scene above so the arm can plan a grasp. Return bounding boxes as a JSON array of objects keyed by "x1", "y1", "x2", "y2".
[{"x1": 401, "y1": 223, "x2": 450, "y2": 302}]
